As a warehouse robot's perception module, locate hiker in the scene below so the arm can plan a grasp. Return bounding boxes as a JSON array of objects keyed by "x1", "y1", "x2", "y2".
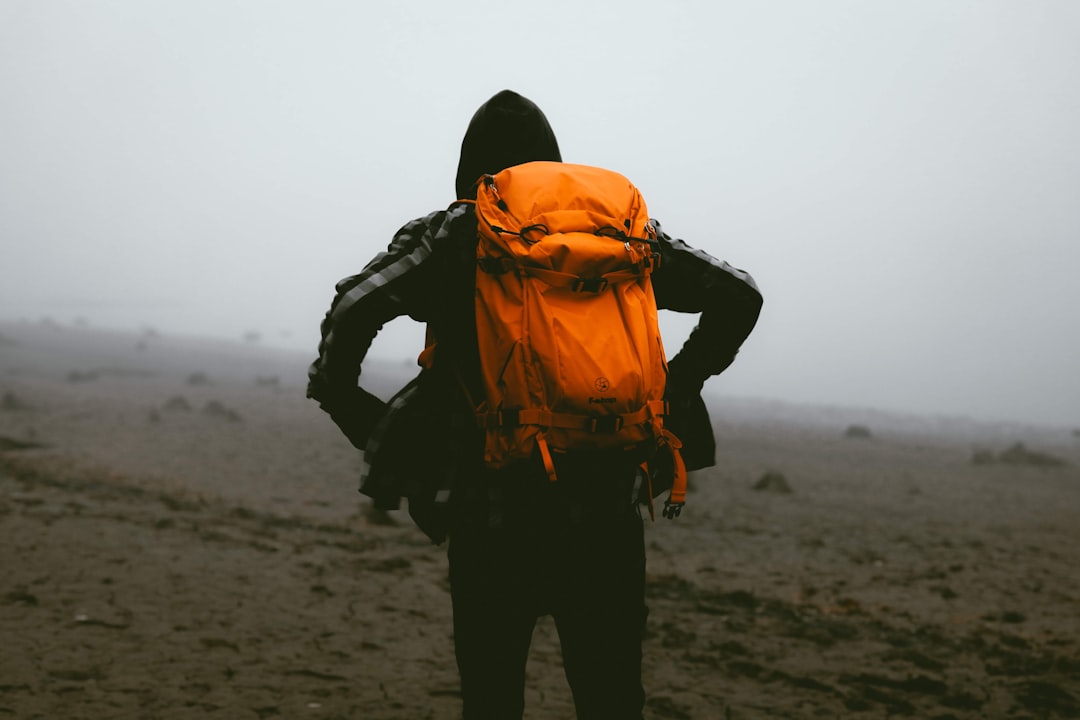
[{"x1": 308, "y1": 89, "x2": 762, "y2": 719}]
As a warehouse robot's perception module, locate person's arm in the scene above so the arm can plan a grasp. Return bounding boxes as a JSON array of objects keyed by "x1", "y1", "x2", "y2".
[
  {"x1": 650, "y1": 219, "x2": 763, "y2": 395},
  {"x1": 649, "y1": 220, "x2": 763, "y2": 470},
  {"x1": 306, "y1": 207, "x2": 462, "y2": 448}
]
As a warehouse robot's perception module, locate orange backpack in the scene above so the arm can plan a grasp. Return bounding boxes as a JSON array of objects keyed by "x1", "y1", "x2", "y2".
[{"x1": 465, "y1": 161, "x2": 686, "y2": 517}]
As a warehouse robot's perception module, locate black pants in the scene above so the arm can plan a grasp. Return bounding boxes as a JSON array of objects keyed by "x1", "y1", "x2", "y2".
[{"x1": 448, "y1": 458, "x2": 647, "y2": 720}]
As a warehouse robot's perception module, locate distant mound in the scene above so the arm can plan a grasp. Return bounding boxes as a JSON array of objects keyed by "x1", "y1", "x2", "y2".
[
  {"x1": 972, "y1": 442, "x2": 1068, "y2": 468},
  {"x1": 843, "y1": 424, "x2": 874, "y2": 440}
]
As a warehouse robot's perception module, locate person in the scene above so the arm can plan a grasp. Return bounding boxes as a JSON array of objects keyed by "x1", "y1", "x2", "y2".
[{"x1": 307, "y1": 89, "x2": 763, "y2": 720}]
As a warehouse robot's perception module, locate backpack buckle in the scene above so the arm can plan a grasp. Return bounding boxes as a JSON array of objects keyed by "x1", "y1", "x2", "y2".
[
  {"x1": 571, "y1": 277, "x2": 608, "y2": 293},
  {"x1": 662, "y1": 500, "x2": 684, "y2": 519},
  {"x1": 587, "y1": 416, "x2": 623, "y2": 433}
]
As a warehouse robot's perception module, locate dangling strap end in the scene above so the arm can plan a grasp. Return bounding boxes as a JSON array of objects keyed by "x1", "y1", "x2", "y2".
[
  {"x1": 536, "y1": 433, "x2": 558, "y2": 483},
  {"x1": 660, "y1": 429, "x2": 687, "y2": 520},
  {"x1": 639, "y1": 462, "x2": 655, "y2": 522}
]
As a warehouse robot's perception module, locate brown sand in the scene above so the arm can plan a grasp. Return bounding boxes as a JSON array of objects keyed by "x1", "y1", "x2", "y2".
[{"x1": 1, "y1": 320, "x2": 1078, "y2": 719}]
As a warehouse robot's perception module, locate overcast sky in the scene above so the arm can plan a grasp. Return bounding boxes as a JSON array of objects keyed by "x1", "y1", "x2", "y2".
[{"x1": 2, "y1": 1, "x2": 1078, "y2": 427}]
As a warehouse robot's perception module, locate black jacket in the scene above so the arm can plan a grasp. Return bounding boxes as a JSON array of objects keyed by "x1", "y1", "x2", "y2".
[{"x1": 308, "y1": 91, "x2": 763, "y2": 541}]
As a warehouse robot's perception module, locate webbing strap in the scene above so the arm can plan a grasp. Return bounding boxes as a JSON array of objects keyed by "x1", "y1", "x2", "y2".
[
  {"x1": 477, "y1": 258, "x2": 650, "y2": 289},
  {"x1": 480, "y1": 400, "x2": 667, "y2": 433},
  {"x1": 521, "y1": 266, "x2": 648, "y2": 292},
  {"x1": 640, "y1": 461, "x2": 656, "y2": 522},
  {"x1": 536, "y1": 433, "x2": 558, "y2": 483},
  {"x1": 660, "y1": 429, "x2": 687, "y2": 518}
]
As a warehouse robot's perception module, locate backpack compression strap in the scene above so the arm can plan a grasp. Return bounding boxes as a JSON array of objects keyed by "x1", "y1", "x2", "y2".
[
  {"x1": 477, "y1": 258, "x2": 654, "y2": 292},
  {"x1": 478, "y1": 400, "x2": 669, "y2": 434},
  {"x1": 484, "y1": 399, "x2": 686, "y2": 520}
]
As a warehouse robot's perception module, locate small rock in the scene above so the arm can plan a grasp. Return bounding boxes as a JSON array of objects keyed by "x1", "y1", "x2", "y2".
[
  {"x1": 163, "y1": 396, "x2": 191, "y2": 412},
  {"x1": 202, "y1": 400, "x2": 242, "y2": 422},
  {"x1": 844, "y1": 424, "x2": 873, "y2": 439},
  {"x1": 186, "y1": 371, "x2": 211, "y2": 386},
  {"x1": 364, "y1": 503, "x2": 398, "y2": 526},
  {"x1": 0, "y1": 435, "x2": 43, "y2": 451},
  {"x1": 753, "y1": 471, "x2": 793, "y2": 494},
  {"x1": 1, "y1": 391, "x2": 24, "y2": 411},
  {"x1": 3, "y1": 589, "x2": 38, "y2": 606}
]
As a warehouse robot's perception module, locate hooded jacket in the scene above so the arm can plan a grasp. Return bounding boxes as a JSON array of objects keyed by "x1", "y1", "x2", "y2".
[
  {"x1": 456, "y1": 90, "x2": 562, "y2": 200},
  {"x1": 308, "y1": 90, "x2": 762, "y2": 542}
]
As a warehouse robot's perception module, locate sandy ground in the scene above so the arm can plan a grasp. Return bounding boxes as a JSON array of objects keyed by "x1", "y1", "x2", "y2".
[{"x1": 1, "y1": 319, "x2": 1078, "y2": 719}]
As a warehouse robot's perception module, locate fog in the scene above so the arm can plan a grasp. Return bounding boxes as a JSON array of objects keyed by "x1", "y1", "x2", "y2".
[{"x1": 2, "y1": 1, "x2": 1078, "y2": 427}]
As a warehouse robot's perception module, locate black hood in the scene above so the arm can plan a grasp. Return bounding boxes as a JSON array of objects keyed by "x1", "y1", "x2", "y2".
[{"x1": 455, "y1": 90, "x2": 562, "y2": 200}]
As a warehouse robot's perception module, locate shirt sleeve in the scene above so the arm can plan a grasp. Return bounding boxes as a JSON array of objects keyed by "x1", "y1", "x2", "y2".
[
  {"x1": 306, "y1": 207, "x2": 463, "y2": 409},
  {"x1": 649, "y1": 219, "x2": 764, "y2": 384}
]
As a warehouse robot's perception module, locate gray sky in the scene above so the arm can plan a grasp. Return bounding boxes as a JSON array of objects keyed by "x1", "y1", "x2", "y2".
[{"x1": 2, "y1": 1, "x2": 1078, "y2": 427}]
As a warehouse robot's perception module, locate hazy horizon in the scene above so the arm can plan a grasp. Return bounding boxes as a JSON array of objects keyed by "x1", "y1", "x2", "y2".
[{"x1": 3, "y1": 2, "x2": 1078, "y2": 428}]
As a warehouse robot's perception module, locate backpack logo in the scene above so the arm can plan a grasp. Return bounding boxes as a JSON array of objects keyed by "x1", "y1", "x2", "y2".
[{"x1": 593, "y1": 377, "x2": 610, "y2": 392}]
